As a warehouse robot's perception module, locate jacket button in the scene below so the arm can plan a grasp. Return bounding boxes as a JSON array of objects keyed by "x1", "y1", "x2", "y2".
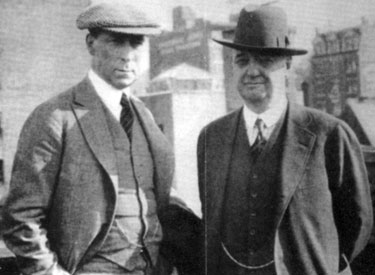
[
  {"x1": 250, "y1": 229, "x2": 256, "y2": 236},
  {"x1": 251, "y1": 192, "x2": 258, "y2": 198},
  {"x1": 250, "y1": 211, "x2": 257, "y2": 217}
]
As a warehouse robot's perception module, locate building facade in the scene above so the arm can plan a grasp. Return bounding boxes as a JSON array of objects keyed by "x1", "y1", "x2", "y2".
[
  {"x1": 149, "y1": 6, "x2": 234, "y2": 98},
  {"x1": 145, "y1": 7, "x2": 233, "y2": 214},
  {"x1": 142, "y1": 64, "x2": 226, "y2": 215},
  {"x1": 310, "y1": 27, "x2": 361, "y2": 116},
  {"x1": 310, "y1": 19, "x2": 375, "y2": 117}
]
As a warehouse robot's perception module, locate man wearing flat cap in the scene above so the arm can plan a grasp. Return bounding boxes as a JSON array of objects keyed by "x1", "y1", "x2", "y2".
[
  {"x1": 197, "y1": 4, "x2": 373, "y2": 275},
  {"x1": 1, "y1": 1, "x2": 201, "y2": 275}
]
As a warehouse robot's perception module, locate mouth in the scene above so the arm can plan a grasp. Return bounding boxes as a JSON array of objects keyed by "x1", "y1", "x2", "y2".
[
  {"x1": 115, "y1": 69, "x2": 134, "y2": 78},
  {"x1": 243, "y1": 76, "x2": 266, "y2": 85},
  {"x1": 116, "y1": 69, "x2": 133, "y2": 73},
  {"x1": 244, "y1": 82, "x2": 265, "y2": 86}
]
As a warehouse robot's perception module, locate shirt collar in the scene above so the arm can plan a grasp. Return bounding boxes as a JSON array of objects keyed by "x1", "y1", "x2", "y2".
[
  {"x1": 243, "y1": 95, "x2": 287, "y2": 129},
  {"x1": 88, "y1": 69, "x2": 131, "y2": 107}
]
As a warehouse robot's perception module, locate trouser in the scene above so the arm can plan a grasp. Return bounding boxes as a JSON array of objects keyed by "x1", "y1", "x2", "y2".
[
  {"x1": 75, "y1": 255, "x2": 153, "y2": 275},
  {"x1": 75, "y1": 252, "x2": 175, "y2": 275}
]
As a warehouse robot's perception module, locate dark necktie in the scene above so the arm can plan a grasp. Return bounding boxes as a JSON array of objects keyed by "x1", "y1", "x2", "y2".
[
  {"x1": 251, "y1": 118, "x2": 266, "y2": 159},
  {"x1": 120, "y1": 94, "x2": 134, "y2": 142}
]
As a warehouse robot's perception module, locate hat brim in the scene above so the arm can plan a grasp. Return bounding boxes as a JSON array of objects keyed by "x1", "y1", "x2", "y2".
[
  {"x1": 101, "y1": 26, "x2": 161, "y2": 36},
  {"x1": 213, "y1": 38, "x2": 307, "y2": 56}
]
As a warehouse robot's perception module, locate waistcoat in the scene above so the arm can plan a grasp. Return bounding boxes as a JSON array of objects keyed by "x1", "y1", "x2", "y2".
[
  {"x1": 80, "y1": 103, "x2": 161, "y2": 273},
  {"x1": 220, "y1": 112, "x2": 286, "y2": 275}
]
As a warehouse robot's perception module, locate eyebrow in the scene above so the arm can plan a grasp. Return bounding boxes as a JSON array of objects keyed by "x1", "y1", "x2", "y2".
[{"x1": 235, "y1": 51, "x2": 248, "y2": 59}]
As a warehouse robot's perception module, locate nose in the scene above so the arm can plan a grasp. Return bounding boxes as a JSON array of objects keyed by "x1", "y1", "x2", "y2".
[
  {"x1": 119, "y1": 41, "x2": 135, "y2": 63},
  {"x1": 121, "y1": 56, "x2": 132, "y2": 64},
  {"x1": 245, "y1": 58, "x2": 261, "y2": 77}
]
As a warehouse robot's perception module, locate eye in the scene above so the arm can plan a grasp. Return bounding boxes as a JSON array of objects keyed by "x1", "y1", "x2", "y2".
[
  {"x1": 234, "y1": 56, "x2": 249, "y2": 67},
  {"x1": 113, "y1": 37, "x2": 126, "y2": 45},
  {"x1": 256, "y1": 56, "x2": 274, "y2": 66}
]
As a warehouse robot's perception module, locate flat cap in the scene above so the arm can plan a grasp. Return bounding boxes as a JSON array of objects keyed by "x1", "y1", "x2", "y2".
[{"x1": 76, "y1": 1, "x2": 161, "y2": 35}]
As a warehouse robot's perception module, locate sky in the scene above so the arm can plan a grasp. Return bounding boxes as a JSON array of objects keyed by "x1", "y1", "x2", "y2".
[{"x1": 121, "y1": 0, "x2": 375, "y2": 55}]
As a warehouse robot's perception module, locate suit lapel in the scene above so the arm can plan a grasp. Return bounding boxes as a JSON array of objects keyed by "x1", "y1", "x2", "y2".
[
  {"x1": 274, "y1": 104, "x2": 316, "y2": 227},
  {"x1": 131, "y1": 98, "x2": 174, "y2": 209},
  {"x1": 209, "y1": 109, "x2": 242, "y2": 227},
  {"x1": 71, "y1": 78, "x2": 118, "y2": 190}
]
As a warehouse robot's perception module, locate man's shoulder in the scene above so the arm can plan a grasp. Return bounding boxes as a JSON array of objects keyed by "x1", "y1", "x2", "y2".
[
  {"x1": 42, "y1": 78, "x2": 88, "y2": 107},
  {"x1": 290, "y1": 103, "x2": 351, "y2": 135},
  {"x1": 40, "y1": 87, "x2": 74, "y2": 109},
  {"x1": 292, "y1": 103, "x2": 337, "y2": 122},
  {"x1": 26, "y1": 79, "x2": 87, "y2": 123},
  {"x1": 202, "y1": 108, "x2": 242, "y2": 133}
]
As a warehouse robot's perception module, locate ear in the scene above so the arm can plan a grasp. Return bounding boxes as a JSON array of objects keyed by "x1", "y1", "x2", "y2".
[{"x1": 86, "y1": 33, "x2": 96, "y2": 56}]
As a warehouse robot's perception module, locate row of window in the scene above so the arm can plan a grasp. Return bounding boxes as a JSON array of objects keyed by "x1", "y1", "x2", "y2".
[
  {"x1": 314, "y1": 35, "x2": 360, "y2": 55},
  {"x1": 312, "y1": 55, "x2": 359, "y2": 76}
]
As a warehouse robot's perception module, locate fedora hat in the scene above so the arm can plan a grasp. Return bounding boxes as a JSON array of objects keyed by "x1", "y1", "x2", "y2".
[
  {"x1": 214, "y1": 5, "x2": 307, "y2": 56},
  {"x1": 76, "y1": 1, "x2": 161, "y2": 35}
]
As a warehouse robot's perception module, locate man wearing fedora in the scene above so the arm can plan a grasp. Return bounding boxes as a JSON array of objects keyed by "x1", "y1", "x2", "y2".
[
  {"x1": 197, "y1": 4, "x2": 373, "y2": 275},
  {"x1": 1, "y1": 1, "x2": 202, "y2": 275}
]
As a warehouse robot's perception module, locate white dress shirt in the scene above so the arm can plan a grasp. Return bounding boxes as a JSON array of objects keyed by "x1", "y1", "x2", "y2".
[
  {"x1": 243, "y1": 96, "x2": 287, "y2": 146},
  {"x1": 88, "y1": 69, "x2": 132, "y2": 121}
]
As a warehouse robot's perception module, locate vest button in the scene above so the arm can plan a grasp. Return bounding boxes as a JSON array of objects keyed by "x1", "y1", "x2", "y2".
[
  {"x1": 250, "y1": 211, "x2": 257, "y2": 217},
  {"x1": 250, "y1": 192, "x2": 258, "y2": 198},
  {"x1": 252, "y1": 174, "x2": 258, "y2": 179},
  {"x1": 250, "y1": 229, "x2": 256, "y2": 236}
]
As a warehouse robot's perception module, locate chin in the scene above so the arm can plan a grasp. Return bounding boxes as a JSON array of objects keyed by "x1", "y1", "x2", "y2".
[
  {"x1": 243, "y1": 90, "x2": 268, "y2": 102},
  {"x1": 114, "y1": 79, "x2": 136, "y2": 89}
]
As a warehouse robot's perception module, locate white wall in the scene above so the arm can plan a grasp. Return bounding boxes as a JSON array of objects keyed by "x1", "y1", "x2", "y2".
[{"x1": 172, "y1": 90, "x2": 226, "y2": 216}]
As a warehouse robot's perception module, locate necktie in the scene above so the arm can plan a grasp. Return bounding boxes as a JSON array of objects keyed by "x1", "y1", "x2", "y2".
[
  {"x1": 251, "y1": 118, "x2": 266, "y2": 159},
  {"x1": 253, "y1": 118, "x2": 266, "y2": 146},
  {"x1": 120, "y1": 94, "x2": 134, "y2": 142}
]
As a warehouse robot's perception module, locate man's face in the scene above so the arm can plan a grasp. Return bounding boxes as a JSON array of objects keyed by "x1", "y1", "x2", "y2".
[
  {"x1": 87, "y1": 31, "x2": 143, "y2": 89},
  {"x1": 233, "y1": 51, "x2": 287, "y2": 110}
]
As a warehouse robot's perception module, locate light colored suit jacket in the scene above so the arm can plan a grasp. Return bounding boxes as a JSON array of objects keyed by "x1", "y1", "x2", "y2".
[
  {"x1": 2, "y1": 78, "x2": 174, "y2": 275},
  {"x1": 197, "y1": 103, "x2": 373, "y2": 275}
]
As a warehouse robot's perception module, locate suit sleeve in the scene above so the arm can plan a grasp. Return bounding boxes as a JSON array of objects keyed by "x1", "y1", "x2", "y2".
[
  {"x1": 197, "y1": 128, "x2": 207, "y2": 218},
  {"x1": 325, "y1": 121, "x2": 373, "y2": 262},
  {"x1": 2, "y1": 106, "x2": 70, "y2": 275},
  {"x1": 197, "y1": 128, "x2": 208, "y2": 274}
]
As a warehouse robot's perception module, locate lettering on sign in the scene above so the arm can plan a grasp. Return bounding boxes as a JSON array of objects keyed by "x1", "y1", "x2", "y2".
[{"x1": 158, "y1": 31, "x2": 203, "y2": 55}]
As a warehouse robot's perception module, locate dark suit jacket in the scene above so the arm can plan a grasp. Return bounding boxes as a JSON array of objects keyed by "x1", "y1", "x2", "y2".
[
  {"x1": 197, "y1": 103, "x2": 373, "y2": 275},
  {"x1": 2, "y1": 78, "x2": 174, "y2": 275}
]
